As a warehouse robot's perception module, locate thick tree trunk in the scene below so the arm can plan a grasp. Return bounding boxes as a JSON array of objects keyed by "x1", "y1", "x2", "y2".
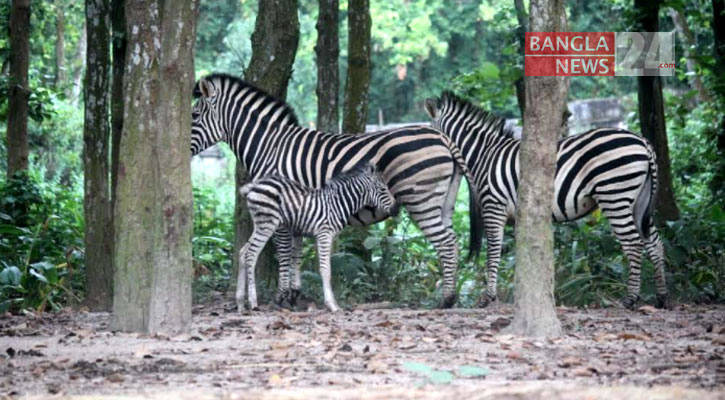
[
  {"x1": 83, "y1": 0, "x2": 113, "y2": 311},
  {"x1": 634, "y1": 0, "x2": 680, "y2": 222},
  {"x1": 112, "y1": 0, "x2": 198, "y2": 334},
  {"x1": 55, "y1": 0, "x2": 66, "y2": 87},
  {"x1": 232, "y1": 0, "x2": 300, "y2": 293},
  {"x1": 316, "y1": 0, "x2": 339, "y2": 133},
  {"x1": 711, "y1": 0, "x2": 725, "y2": 200},
  {"x1": 342, "y1": 0, "x2": 371, "y2": 133},
  {"x1": 509, "y1": 0, "x2": 567, "y2": 338},
  {"x1": 6, "y1": 0, "x2": 31, "y2": 178},
  {"x1": 110, "y1": 0, "x2": 125, "y2": 209}
]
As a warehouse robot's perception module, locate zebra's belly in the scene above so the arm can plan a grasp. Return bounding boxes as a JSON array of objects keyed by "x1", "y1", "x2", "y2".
[{"x1": 552, "y1": 195, "x2": 597, "y2": 222}]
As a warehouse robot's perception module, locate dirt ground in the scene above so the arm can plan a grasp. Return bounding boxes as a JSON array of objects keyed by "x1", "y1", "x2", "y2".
[{"x1": 1, "y1": 300, "x2": 724, "y2": 399}]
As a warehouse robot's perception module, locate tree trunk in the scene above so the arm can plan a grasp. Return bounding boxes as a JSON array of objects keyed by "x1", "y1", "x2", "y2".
[
  {"x1": 513, "y1": 0, "x2": 527, "y2": 118},
  {"x1": 55, "y1": 0, "x2": 66, "y2": 87},
  {"x1": 6, "y1": 0, "x2": 31, "y2": 179},
  {"x1": 111, "y1": 0, "x2": 125, "y2": 209},
  {"x1": 634, "y1": 0, "x2": 680, "y2": 222},
  {"x1": 509, "y1": 0, "x2": 567, "y2": 338},
  {"x1": 711, "y1": 0, "x2": 725, "y2": 200},
  {"x1": 342, "y1": 0, "x2": 371, "y2": 133},
  {"x1": 112, "y1": 0, "x2": 198, "y2": 334},
  {"x1": 70, "y1": 21, "x2": 87, "y2": 101},
  {"x1": 83, "y1": 0, "x2": 113, "y2": 311},
  {"x1": 315, "y1": 0, "x2": 339, "y2": 133},
  {"x1": 232, "y1": 0, "x2": 300, "y2": 294},
  {"x1": 669, "y1": 9, "x2": 711, "y2": 103}
]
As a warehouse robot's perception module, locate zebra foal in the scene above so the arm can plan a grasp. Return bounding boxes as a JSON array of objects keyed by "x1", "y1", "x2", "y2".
[{"x1": 237, "y1": 164, "x2": 398, "y2": 312}]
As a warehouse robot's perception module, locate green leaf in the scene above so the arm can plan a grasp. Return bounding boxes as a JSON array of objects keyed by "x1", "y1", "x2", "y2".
[
  {"x1": 0, "y1": 266, "x2": 22, "y2": 286},
  {"x1": 363, "y1": 236, "x2": 381, "y2": 250},
  {"x1": 458, "y1": 365, "x2": 489, "y2": 377}
]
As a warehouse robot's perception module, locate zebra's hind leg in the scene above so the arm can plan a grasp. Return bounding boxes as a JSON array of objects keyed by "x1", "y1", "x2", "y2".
[
  {"x1": 287, "y1": 235, "x2": 304, "y2": 307},
  {"x1": 242, "y1": 224, "x2": 277, "y2": 310},
  {"x1": 235, "y1": 241, "x2": 251, "y2": 312},
  {"x1": 598, "y1": 200, "x2": 645, "y2": 310},
  {"x1": 412, "y1": 210, "x2": 459, "y2": 308},
  {"x1": 477, "y1": 205, "x2": 508, "y2": 308},
  {"x1": 645, "y1": 226, "x2": 670, "y2": 308},
  {"x1": 273, "y1": 228, "x2": 295, "y2": 308}
]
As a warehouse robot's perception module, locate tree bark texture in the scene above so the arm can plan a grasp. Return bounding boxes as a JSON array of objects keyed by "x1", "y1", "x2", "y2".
[
  {"x1": 316, "y1": 0, "x2": 339, "y2": 133},
  {"x1": 232, "y1": 0, "x2": 300, "y2": 292},
  {"x1": 111, "y1": 0, "x2": 126, "y2": 209},
  {"x1": 6, "y1": 0, "x2": 31, "y2": 178},
  {"x1": 83, "y1": 0, "x2": 113, "y2": 311},
  {"x1": 112, "y1": 0, "x2": 198, "y2": 334},
  {"x1": 513, "y1": 0, "x2": 527, "y2": 118},
  {"x1": 342, "y1": 0, "x2": 371, "y2": 134},
  {"x1": 509, "y1": 0, "x2": 567, "y2": 338},
  {"x1": 634, "y1": 0, "x2": 680, "y2": 222},
  {"x1": 55, "y1": 0, "x2": 66, "y2": 87}
]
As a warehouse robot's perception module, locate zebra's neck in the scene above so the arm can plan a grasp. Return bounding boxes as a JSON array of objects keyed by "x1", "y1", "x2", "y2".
[{"x1": 323, "y1": 175, "x2": 371, "y2": 217}]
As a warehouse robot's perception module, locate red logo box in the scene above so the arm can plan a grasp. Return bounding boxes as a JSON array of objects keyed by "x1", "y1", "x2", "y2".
[{"x1": 525, "y1": 32, "x2": 615, "y2": 76}]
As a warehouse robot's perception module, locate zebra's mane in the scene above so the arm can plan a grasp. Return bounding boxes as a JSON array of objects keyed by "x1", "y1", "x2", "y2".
[
  {"x1": 193, "y1": 73, "x2": 300, "y2": 127},
  {"x1": 439, "y1": 91, "x2": 515, "y2": 139}
]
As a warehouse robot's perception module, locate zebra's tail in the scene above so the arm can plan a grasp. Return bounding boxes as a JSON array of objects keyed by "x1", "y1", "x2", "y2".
[
  {"x1": 440, "y1": 134, "x2": 483, "y2": 261},
  {"x1": 633, "y1": 139, "x2": 658, "y2": 239}
]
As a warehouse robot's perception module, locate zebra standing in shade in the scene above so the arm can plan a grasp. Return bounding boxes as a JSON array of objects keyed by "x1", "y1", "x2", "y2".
[
  {"x1": 191, "y1": 73, "x2": 479, "y2": 308},
  {"x1": 424, "y1": 92, "x2": 668, "y2": 309},
  {"x1": 238, "y1": 164, "x2": 398, "y2": 312}
]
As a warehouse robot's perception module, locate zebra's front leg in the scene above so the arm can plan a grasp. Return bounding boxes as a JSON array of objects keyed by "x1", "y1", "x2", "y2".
[
  {"x1": 272, "y1": 228, "x2": 294, "y2": 308},
  {"x1": 315, "y1": 231, "x2": 341, "y2": 312},
  {"x1": 478, "y1": 206, "x2": 507, "y2": 308}
]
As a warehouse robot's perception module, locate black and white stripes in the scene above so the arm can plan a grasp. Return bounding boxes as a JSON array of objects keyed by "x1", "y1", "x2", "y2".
[
  {"x1": 191, "y1": 73, "x2": 477, "y2": 308},
  {"x1": 236, "y1": 165, "x2": 397, "y2": 312},
  {"x1": 425, "y1": 92, "x2": 668, "y2": 309}
]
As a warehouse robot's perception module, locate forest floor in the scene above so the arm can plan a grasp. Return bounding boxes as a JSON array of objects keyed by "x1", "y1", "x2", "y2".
[{"x1": 1, "y1": 299, "x2": 724, "y2": 399}]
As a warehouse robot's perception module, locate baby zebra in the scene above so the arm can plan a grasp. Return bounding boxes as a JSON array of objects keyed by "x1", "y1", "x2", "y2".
[{"x1": 237, "y1": 164, "x2": 398, "y2": 312}]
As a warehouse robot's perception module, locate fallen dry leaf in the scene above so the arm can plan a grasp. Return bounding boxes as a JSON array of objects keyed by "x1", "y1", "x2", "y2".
[
  {"x1": 617, "y1": 332, "x2": 652, "y2": 341},
  {"x1": 558, "y1": 357, "x2": 583, "y2": 368}
]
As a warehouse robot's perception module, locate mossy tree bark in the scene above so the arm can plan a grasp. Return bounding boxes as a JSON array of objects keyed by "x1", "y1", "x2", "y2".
[
  {"x1": 509, "y1": 0, "x2": 567, "y2": 338},
  {"x1": 633, "y1": 0, "x2": 680, "y2": 222},
  {"x1": 6, "y1": 0, "x2": 31, "y2": 178},
  {"x1": 112, "y1": 0, "x2": 198, "y2": 334},
  {"x1": 710, "y1": 0, "x2": 725, "y2": 201},
  {"x1": 111, "y1": 0, "x2": 126, "y2": 209},
  {"x1": 232, "y1": 0, "x2": 300, "y2": 292},
  {"x1": 316, "y1": 0, "x2": 339, "y2": 133},
  {"x1": 83, "y1": 0, "x2": 113, "y2": 311}
]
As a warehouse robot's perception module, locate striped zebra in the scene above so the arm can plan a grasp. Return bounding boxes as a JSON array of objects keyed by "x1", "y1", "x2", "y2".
[
  {"x1": 191, "y1": 73, "x2": 478, "y2": 308},
  {"x1": 424, "y1": 91, "x2": 668, "y2": 310},
  {"x1": 238, "y1": 164, "x2": 398, "y2": 312}
]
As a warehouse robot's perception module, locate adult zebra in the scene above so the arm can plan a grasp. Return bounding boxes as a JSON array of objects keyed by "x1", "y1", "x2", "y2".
[
  {"x1": 424, "y1": 92, "x2": 668, "y2": 310},
  {"x1": 191, "y1": 73, "x2": 479, "y2": 308}
]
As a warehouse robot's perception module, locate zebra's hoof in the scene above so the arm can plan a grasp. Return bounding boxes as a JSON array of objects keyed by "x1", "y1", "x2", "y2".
[
  {"x1": 439, "y1": 294, "x2": 457, "y2": 309},
  {"x1": 274, "y1": 290, "x2": 294, "y2": 310},
  {"x1": 288, "y1": 288, "x2": 301, "y2": 307},
  {"x1": 621, "y1": 295, "x2": 639, "y2": 310},
  {"x1": 655, "y1": 294, "x2": 671, "y2": 309},
  {"x1": 476, "y1": 293, "x2": 496, "y2": 308}
]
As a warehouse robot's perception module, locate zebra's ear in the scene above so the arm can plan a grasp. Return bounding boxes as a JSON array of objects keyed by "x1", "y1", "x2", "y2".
[
  {"x1": 424, "y1": 98, "x2": 438, "y2": 119},
  {"x1": 198, "y1": 78, "x2": 214, "y2": 98}
]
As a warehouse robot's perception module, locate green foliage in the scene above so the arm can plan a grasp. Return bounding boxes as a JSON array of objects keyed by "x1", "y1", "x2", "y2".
[
  {"x1": 0, "y1": 170, "x2": 84, "y2": 312},
  {"x1": 402, "y1": 361, "x2": 488, "y2": 385}
]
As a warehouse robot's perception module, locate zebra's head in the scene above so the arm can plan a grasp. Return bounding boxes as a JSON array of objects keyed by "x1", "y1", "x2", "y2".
[
  {"x1": 363, "y1": 164, "x2": 399, "y2": 217},
  {"x1": 191, "y1": 76, "x2": 226, "y2": 156}
]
